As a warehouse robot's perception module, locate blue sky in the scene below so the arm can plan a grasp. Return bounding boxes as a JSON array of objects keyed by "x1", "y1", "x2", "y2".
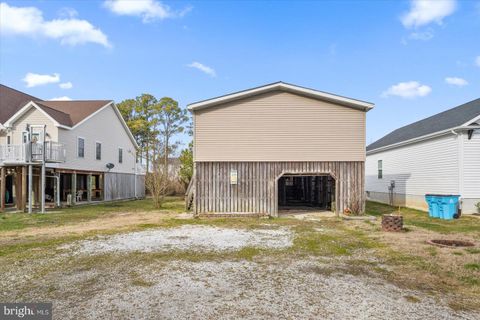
[{"x1": 1, "y1": 0, "x2": 479, "y2": 149}]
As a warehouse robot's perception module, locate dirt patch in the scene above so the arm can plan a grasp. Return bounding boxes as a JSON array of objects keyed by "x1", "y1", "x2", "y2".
[
  {"x1": 0, "y1": 210, "x2": 181, "y2": 246},
  {"x1": 62, "y1": 225, "x2": 293, "y2": 254}
]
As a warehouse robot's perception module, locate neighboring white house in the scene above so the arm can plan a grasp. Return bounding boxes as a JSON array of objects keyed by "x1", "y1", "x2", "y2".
[
  {"x1": 366, "y1": 98, "x2": 480, "y2": 214},
  {"x1": 0, "y1": 84, "x2": 145, "y2": 212}
]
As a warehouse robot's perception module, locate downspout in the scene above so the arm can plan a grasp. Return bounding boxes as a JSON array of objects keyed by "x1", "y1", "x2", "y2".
[
  {"x1": 134, "y1": 150, "x2": 137, "y2": 199},
  {"x1": 451, "y1": 129, "x2": 463, "y2": 211}
]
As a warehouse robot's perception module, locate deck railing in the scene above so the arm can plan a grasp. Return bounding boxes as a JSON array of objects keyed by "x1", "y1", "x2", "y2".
[
  {"x1": 0, "y1": 144, "x2": 28, "y2": 164},
  {"x1": 0, "y1": 142, "x2": 66, "y2": 164},
  {"x1": 32, "y1": 142, "x2": 66, "y2": 163}
]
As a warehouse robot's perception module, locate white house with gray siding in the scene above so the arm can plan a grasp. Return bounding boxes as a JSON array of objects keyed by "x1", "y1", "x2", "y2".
[
  {"x1": 0, "y1": 84, "x2": 145, "y2": 212},
  {"x1": 366, "y1": 98, "x2": 480, "y2": 214}
]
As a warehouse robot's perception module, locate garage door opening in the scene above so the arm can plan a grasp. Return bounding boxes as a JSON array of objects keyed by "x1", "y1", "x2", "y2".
[{"x1": 278, "y1": 174, "x2": 335, "y2": 212}]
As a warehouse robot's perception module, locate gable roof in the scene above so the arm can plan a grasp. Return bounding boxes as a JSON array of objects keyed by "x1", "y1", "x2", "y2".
[
  {"x1": 35, "y1": 100, "x2": 112, "y2": 127},
  {"x1": 188, "y1": 81, "x2": 374, "y2": 111},
  {"x1": 1, "y1": 84, "x2": 138, "y2": 148},
  {"x1": 0, "y1": 84, "x2": 42, "y2": 124},
  {"x1": 367, "y1": 98, "x2": 480, "y2": 152}
]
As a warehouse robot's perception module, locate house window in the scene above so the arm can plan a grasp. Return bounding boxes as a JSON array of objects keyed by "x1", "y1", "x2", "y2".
[
  {"x1": 378, "y1": 160, "x2": 383, "y2": 179},
  {"x1": 118, "y1": 148, "x2": 123, "y2": 163},
  {"x1": 78, "y1": 137, "x2": 85, "y2": 158},
  {"x1": 7, "y1": 136, "x2": 11, "y2": 145},
  {"x1": 96, "y1": 142, "x2": 102, "y2": 160}
]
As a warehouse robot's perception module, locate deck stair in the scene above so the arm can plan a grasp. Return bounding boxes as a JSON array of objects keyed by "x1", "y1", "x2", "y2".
[{"x1": 185, "y1": 177, "x2": 195, "y2": 211}]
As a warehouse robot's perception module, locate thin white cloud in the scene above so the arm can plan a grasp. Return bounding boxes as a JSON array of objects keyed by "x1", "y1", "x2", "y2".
[
  {"x1": 0, "y1": 2, "x2": 110, "y2": 47},
  {"x1": 23, "y1": 73, "x2": 60, "y2": 88},
  {"x1": 382, "y1": 81, "x2": 432, "y2": 99},
  {"x1": 58, "y1": 7, "x2": 78, "y2": 18},
  {"x1": 50, "y1": 96, "x2": 72, "y2": 101},
  {"x1": 476, "y1": 56, "x2": 480, "y2": 67},
  {"x1": 445, "y1": 77, "x2": 468, "y2": 86},
  {"x1": 187, "y1": 62, "x2": 216, "y2": 77},
  {"x1": 59, "y1": 82, "x2": 73, "y2": 89},
  {"x1": 401, "y1": 0, "x2": 456, "y2": 28},
  {"x1": 408, "y1": 29, "x2": 434, "y2": 41},
  {"x1": 104, "y1": 0, "x2": 192, "y2": 23}
]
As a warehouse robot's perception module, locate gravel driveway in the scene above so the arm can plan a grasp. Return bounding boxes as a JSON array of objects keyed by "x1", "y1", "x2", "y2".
[
  {"x1": 2, "y1": 224, "x2": 479, "y2": 319},
  {"x1": 43, "y1": 259, "x2": 479, "y2": 320}
]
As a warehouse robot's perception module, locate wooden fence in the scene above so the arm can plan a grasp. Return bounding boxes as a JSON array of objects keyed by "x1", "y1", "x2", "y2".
[{"x1": 104, "y1": 172, "x2": 145, "y2": 201}]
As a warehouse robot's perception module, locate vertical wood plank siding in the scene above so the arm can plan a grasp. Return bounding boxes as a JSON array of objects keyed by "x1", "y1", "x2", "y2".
[{"x1": 195, "y1": 161, "x2": 365, "y2": 216}]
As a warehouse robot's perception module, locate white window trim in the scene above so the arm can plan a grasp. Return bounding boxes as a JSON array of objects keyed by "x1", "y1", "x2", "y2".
[
  {"x1": 95, "y1": 141, "x2": 102, "y2": 161},
  {"x1": 118, "y1": 147, "x2": 123, "y2": 164},
  {"x1": 77, "y1": 136, "x2": 86, "y2": 158},
  {"x1": 21, "y1": 131, "x2": 29, "y2": 144},
  {"x1": 377, "y1": 160, "x2": 383, "y2": 179}
]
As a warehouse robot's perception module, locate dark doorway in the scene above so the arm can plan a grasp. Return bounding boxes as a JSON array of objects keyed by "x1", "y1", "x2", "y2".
[
  {"x1": 278, "y1": 175, "x2": 335, "y2": 210},
  {"x1": 5, "y1": 175, "x2": 14, "y2": 204}
]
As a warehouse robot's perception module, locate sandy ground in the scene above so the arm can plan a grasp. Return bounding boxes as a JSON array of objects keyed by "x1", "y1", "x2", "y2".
[
  {"x1": 63, "y1": 225, "x2": 293, "y2": 254},
  {"x1": 0, "y1": 211, "x2": 192, "y2": 246}
]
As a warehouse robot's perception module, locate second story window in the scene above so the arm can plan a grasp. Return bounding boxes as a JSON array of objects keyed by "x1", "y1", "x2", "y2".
[
  {"x1": 118, "y1": 148, "x2": 123, "y2": 164},
  {"x1": 96, "y1": 142, "x2": 102, "y2": 160},
  {"x1": 378, "y1": 160, "x2": 383, "y2": 179},
  {"x1": 78, "y1": 137, "x2": 85, "y2": 158}
]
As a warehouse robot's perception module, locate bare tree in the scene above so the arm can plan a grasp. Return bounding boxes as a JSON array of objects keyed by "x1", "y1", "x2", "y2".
[{"x1": 146, "y1": 155, "x2": 169, "y2": 208}]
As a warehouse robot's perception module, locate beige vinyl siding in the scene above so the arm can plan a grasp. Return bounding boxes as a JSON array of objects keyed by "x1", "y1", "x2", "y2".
[
  {"x1": 10, "y1": 107, "x2": 58, "y2": 144},
  {"x1": 56, "y1": 105, "x2": 136, "y2": 174},
  {"x1": 194, "y1": 91, "x2": 366, "y2": 162}
]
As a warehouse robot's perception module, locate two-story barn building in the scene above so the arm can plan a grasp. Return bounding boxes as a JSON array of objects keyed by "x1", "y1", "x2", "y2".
[{"x1": 187, "y1": 82, "x2": 374, "y2": 217}]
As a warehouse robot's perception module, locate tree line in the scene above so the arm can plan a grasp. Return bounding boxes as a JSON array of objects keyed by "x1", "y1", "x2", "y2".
[{"x1": 117, "y1": 94, "x2": 193, "y2": 207}]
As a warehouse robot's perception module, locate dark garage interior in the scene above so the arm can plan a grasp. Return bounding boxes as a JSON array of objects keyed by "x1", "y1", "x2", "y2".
[{"x1": 278, "y1": 175, "x2": 335, "y2": 211}]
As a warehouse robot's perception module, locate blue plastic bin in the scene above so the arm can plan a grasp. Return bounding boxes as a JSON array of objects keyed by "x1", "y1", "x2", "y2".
[
  {"x1": 425, "y1": 194, "x2": 460, "y2": 220},
  {"x1": 425, "y1": 195, "x2": 439, "y2": 218}
]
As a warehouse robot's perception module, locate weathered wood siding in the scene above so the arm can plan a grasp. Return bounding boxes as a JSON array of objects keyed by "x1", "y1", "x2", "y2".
[
  {"x1": 104, "y1": 172, "x2": 145, "y2": 201},
  {"x1": 194, "y1": 161, "x2": 365, "y2": 216}
]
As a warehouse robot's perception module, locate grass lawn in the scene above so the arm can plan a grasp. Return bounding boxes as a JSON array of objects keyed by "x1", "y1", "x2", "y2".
[
  {"x1": 0, "y1": 197, "x2": 479, "y2": 318},
  {"x1": 0, "y1": 196, "x2": 184, "y2": 232},
  {"x1": 367, "y1": 201, "x2": 480, "y2": 234}
]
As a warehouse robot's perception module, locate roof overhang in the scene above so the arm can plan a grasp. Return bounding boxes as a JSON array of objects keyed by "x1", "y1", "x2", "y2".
[
  {"x1": 2, "y1": 100, "x2": 139, "y2": 149},
  {"x1": 3, "y1": 101, "x2": 62, "y2": 128},
  {"x1": 187, "y1": 82, "x2": 374, "y2": 112},
  {"x1": 367, "y1": 125, "x2": 480, "y2": 155}
]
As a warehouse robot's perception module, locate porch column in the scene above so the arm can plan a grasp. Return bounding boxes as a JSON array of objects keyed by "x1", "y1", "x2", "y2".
[
  {"x1": 0, "y1": 167, "x2": 5, "y2": 212},
  {"x1": 56, "y1": 173, "x2": 60, "y2": 207},
  {"x1": 71, "y1": 172, "x2": 77, "y2": 205},
  {"x1": 15, "y1": 167, "x2": 22, "y2": 210},
  {"x1": 87, "y1": 173, "x2": 92, "y2": 202},
  {"x1": 21, "y1": 166, "x2": 27, "y2": 211}
]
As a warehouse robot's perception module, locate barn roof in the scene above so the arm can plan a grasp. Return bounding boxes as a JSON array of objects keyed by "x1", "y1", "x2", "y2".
[{"x1": 188, "y1": 81, "x2": 374, "y2": 111}]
